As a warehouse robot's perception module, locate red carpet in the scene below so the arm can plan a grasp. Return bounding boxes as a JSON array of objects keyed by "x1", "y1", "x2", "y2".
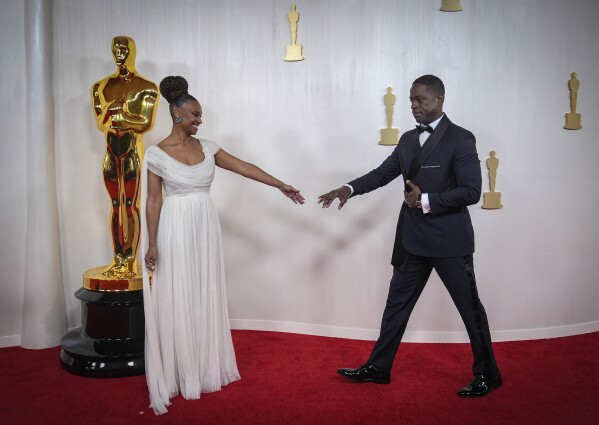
[{"x1": 0, "y1": 330, "x2": 597, "y2": 424}]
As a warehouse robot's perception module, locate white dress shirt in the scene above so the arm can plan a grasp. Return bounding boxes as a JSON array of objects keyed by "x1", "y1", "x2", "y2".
[{"x1": 417, "y1": 114, "x2": 444, "y2": 214}]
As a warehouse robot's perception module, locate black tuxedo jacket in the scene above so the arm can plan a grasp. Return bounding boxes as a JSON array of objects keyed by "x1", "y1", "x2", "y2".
[{"x1": 348, "y1": 115, "x2": 481, "y2": 267}]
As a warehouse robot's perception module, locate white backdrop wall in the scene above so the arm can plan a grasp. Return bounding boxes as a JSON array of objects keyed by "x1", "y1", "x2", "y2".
[
  {"x1": 1, "y1": 0, "x2": 598, "y2": 347},
  {"x1": 0, "y1": 0, "x2": 27, "y2": 347}
]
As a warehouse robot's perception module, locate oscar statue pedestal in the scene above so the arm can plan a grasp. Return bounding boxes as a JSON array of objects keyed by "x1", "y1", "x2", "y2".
[
  {"x1": 380, "y1": 128, "x2": 399, "y2": 146},
  {"x1": 482, "y1": 192, "x2": 502, "y2": 209},
  {"x1": 285, "y1": 44, "x2": 304, "y2": 61},
  {"x1": 60, "y1": 267, "x2": 145, "y2": 377},
  {"x1": 440, "y1": 0, "x2": 463, "y2": 12},
  {"x1": 564, "y1": 112, "x2": 581, "y2": 130}
]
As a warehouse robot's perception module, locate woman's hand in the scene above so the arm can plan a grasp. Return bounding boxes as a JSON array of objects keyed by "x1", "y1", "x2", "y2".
[
  {"x1": 279, "y1": 184, "x2": 305, "y2": 204},
  {"x1": 145, "y1": 247, "x2": 158, "y2": 271}
]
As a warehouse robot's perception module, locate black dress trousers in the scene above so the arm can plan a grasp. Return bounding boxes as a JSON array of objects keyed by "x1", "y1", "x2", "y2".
[{"x1": 368, "y1": 254, "x2": 498, "y2": 376}]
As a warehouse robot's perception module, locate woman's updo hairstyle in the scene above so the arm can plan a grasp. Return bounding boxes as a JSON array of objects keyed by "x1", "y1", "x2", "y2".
[{"x1": 159, "y1": 76, "x2": 198, "y2": 116}]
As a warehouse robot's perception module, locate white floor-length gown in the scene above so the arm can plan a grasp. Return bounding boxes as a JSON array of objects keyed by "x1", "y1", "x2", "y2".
[{"x1": 142, "y1": 139, "x2": 240, "y2": 415}]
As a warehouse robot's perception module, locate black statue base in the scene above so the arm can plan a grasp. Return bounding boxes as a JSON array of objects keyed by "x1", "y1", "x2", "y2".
[{"x1": 60, "y1": 288, "x2": 145, "y2": 378}]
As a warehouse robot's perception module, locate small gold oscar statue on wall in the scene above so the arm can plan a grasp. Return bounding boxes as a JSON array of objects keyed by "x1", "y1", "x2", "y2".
[
  {"x1": 380, "y1": 87, "x2": 399, "y2": 146},
  {"x1": 284, "y1": 4, "x2": 304, "y2": 62},
  {"x1": 564, "y1": 72, "x2": 582, "y2": 130},
  {"x1": 482, "y1": 151, "x2": 502, "y2": 209},
  {"x1": 440, "y1": 0, "x2": 463, "y2": 12}
]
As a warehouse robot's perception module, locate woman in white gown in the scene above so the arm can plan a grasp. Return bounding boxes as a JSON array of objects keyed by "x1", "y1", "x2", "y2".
[{"x1": 142, "y1": 76, "x2": 304, "y2": 415}]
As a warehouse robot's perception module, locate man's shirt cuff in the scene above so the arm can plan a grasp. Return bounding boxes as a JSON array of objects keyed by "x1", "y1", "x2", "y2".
[{"x1": 421, "y1": 193, "x2": 432, "y2": 214}]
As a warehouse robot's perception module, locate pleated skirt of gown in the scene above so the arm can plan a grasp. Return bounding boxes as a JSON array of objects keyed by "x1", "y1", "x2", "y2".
[{"x1": 146, "y1": 192, "x2": 240, "y2": 413}]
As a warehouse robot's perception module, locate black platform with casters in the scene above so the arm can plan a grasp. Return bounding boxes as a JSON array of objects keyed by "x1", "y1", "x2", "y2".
[{"x1": 60, "y1": 288, "x2": 145, "y2": 377}]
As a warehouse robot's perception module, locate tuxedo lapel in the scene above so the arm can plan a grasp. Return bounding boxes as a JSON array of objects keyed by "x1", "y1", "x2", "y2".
[
  {"x1": 419, "y1": 115, "x2": 451, "y2": 165},
  {"x1": 401, "y1": 130, "x2": 421, "y2": 171}
]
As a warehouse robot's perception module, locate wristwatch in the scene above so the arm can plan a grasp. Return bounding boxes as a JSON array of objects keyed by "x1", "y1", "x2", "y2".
[{"x1": 416, "y1": 193, "x2": 422, "y2": 209}]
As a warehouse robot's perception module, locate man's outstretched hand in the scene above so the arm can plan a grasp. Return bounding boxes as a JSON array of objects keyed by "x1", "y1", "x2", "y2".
[{"x1": 318, "y1": 186, "x2": 351, "y2": 210}]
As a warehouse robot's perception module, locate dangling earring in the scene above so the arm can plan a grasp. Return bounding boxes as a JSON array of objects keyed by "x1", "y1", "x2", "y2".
[{"x1": 175, "y1": 116, "x2": 182, "y2": 123}]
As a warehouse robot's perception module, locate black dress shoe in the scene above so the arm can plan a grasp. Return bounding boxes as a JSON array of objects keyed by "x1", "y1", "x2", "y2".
[
  {"x1": 457, "y1": 372, "x2": 502, "y2": 397},
  {"x1": 337, "y1": 363, "x2": 390, "y2": 384}
]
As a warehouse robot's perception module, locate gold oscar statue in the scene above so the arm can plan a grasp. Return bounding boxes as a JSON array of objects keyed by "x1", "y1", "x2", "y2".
[
  {"x1": 380, "y1": 87, "x2": 399, "y2": 146},
  {"x1": 564, "y1": 72, "x2": 582, "y2": 130},
  {"x1": 87, "y1": 35, "x2": 159, "y2": 289},
  {"x1": 60, "y1": 36, "x2": 158, "y2": 378},
  {"x1": 440, "y1": 0, "x2": 463, "y2": 12},
  {"x1": 284, "y1": 4, "x2": 304, "y2": 61},
  {"x1": 482, "y1": 151, "x2": 502, "y2": 209}
]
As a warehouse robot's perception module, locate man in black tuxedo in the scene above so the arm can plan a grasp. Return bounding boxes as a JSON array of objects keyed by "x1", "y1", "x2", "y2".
[{"x1": 318, "y1": 75, "x2": 501, "y2": 397}]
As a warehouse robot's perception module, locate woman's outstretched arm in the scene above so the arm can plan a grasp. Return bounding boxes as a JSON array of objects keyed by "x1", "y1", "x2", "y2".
[{"x1": 215, "y1": 148, "x2": 305, "y2": 204}]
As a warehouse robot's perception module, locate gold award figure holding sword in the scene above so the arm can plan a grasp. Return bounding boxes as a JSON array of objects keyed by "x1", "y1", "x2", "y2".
[{"x1": 91, "y1": 36, "x2": 159, "y2": 280}]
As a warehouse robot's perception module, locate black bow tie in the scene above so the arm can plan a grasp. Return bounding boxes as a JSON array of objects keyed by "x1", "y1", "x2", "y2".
[{"x1": 416, "y1": 124, "x2": 433, "y2": 134}]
